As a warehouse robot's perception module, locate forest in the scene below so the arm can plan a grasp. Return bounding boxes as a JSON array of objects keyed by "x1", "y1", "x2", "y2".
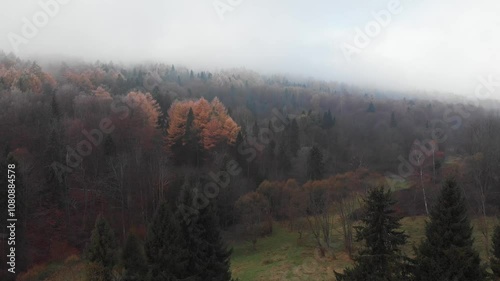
[{"x1": 1, "y1": 51, "x2": 500, "y2": 281}]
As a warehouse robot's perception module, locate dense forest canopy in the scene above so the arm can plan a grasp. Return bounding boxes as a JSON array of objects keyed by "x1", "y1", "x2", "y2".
[{"x1": 1, "y1": 51, "x2": 500, "y2": 280}]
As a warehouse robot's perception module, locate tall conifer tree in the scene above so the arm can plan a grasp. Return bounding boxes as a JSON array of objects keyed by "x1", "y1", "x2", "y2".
[
  {"x1": 414, "y1": 179, "x2": 486, "y2": 281},
  {"x1": 307, "y1": 145, "x2": 324, "y2": 180},
  {"x1": 122, "y1": 232, "x2": 147, "y2": 281},
  {"x1": 175, "y1": 186, "x2": 233, "y2": 281},
  {"x1": 335, "y1": 186, "x2": 409, "y2": 281},
  {"x1": 144, "y1": 202, "x2": 188, "y2": 281},
  {"x1": 289, "y1": 119, "x2": 300, "y2": 156},
  {"x1": 491, "y1": 225, "x2": 500, "y2": 279},
  {"x1": 86, "y1": 215, "x2": 117, "y2": 281}
]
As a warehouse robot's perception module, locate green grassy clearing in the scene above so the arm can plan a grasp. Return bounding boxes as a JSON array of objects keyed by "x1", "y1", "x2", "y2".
[
  {"x1": 21, "y1": 216, "x2": 499, "y2": 281},
  {"x1": 231, "y1": 216, "x2": 499, "y2": 281}
]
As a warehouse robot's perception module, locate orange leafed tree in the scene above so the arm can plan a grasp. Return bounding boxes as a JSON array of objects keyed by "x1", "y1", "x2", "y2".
[
  {"x1": 110, "y1": 91, "x2": 162, "y2": 151},
  {"x1": 64, "y1": 70, "x2": 93, "y2": 91},
  {"x1": 92, "y1": 86, "x2": 112, "y2": 100},
  {"x1": 124, "y1": 91, "x2": 161, "y2": 128},
  {"x1": 166, "y1": 97, "x2": 239, "y2": 151},
  {"x1": 0, "y1": 63, "x2": 56, "y2": 93}
]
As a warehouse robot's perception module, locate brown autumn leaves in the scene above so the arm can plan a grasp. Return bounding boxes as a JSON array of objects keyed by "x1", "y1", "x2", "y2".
[{"x1": 166, "y1": 97, "x2": 240, "y2": 151}]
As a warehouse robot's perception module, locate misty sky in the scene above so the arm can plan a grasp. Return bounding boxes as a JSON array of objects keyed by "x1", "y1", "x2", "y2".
[{"x1": 1, "y1": 0, "x2": 499, "y2": 96}]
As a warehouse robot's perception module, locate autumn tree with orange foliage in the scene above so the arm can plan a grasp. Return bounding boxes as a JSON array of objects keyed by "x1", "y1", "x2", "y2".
[
  {"x1": 64, "y1": 70, "x2": 94, "y2": 92},
  {"x1": 117, "y1": 91, "x2": 162, "y2": 152},
  {"x1": 0, "y1": 61, "x2": 56, "y2": 94},
  {"x1": 166, "y1": 97, "x2": 239, "y2": 165}
]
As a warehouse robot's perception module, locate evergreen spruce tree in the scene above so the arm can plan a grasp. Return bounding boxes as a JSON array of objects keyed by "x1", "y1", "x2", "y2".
[
  {"x1": 175, "y1": 187, "x2": 233, "y2": 281},
  {"x1": 322, "y1": 109, "x2": 335, "y2": 129},
  {"x1": 335, "y1": 186, "x2": 409, "y2": 281},
  {"x1": 144, "y1": 202, "x2": 188, "y2": 281},
  {"x1": 414, "y1": 179, "x2": 486, "y2": 281},
  {"x1": 151, "y1": 85, "x2": 160, "y2": 98},
  {"x1": 103, "y1": 135, "x2": 116, "y2": 158},
  {"x1": 329, "y1": 109, "x2": 336, "y2": 127},
  {"x1": 171, "y1": 107, "x2": 202, "y2": 166},
  {"x1": 45, "y1": 129, "x2": 63, "y2": 163},
  {"x1": 264, "y1": 139, "x2": 276, "y2": 178},
  {"x1": 289, "y1": 119, "x2": 300, "y2": 156},
  {"x1": 51, "y1": 94, "x2": 60, "y2": 120},
  {"x1": 45, "y1": 129, "x2": 67, "y2": 202},
  {"x1": 121, "y1": 232, "x2": 148, "y2": 281},
  {"x1": 307, "y1": 145, "x2": 324, "y2": 180},
  {"x1": 367, "y1": 101, "x2": 376, "y2": 113},
  {"x1": 322, "y1": 112, "x2": 329, "y2": 128},
  {"x1": 86, "y1": 215, "x2": 117, "y2": 281},
  {"x1": 183, "y1": 107, "x2": 202, "y2": 166},
  {"x1": 390, "y1": 111, "x2": 398, "y2": 127},
  {"x1": 232, "y1": 131, "x2": 244, "y2": 161},
  {"x1": 158, "y1": 113, "x2": 169, "y2": 135},
  {"x1": 277, "y1": 142, "x2": 291, "y2": 175},
  {"x1": 252, "y1": 121, "x2": 259, "y2": 139},
  {"x1": 491, "y1": 225, "x2": 500, "y2": 279}
]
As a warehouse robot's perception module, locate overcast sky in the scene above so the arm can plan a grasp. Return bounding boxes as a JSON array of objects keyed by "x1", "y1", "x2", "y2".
[{"x1": 1, "y1": 0, "x2": 499, "y2": 96}]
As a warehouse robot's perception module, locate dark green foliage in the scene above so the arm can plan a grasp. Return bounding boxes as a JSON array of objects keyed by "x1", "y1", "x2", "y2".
[
  {"x1": 307, "y1": 145, "x2": 324, "y2": 180},
  {"x1": 171, "y1": 107, "x2": 203, "y2": 166},
  {"x1": 18, "y1": 73, "x2": 30, "y2": 92},
  {"x1": 145, "y1": 202, "x2": 188, "y2": 281},
  {"x1": 264, "y1": 139, "x2": 276, "y2": 177},
  {"x1": 151, "y1": 85, "x2": 160, "y2": 97},
  {"x1": 390, "y1": 111, "x2": 398, "y2": 127},
  {"x1": 289, "y1": 119, "x2": 300, "y2": 156},
  {"x1": 45, "y1": 129, "x2": 63, "y2": 163},
  {"x1": 491, "y1": 225, "x2": 500, "y2": 278},
  {"x1": 414, "y1": 179, "x2": 486, "y2": 281},
  {"x1": 44, "y1": 129, "x2": 69, "y2": 206},
  {"x1": 113, "y1": 74, "x2": 127, "y2": 95},
  {"x1": 235, "y1": 130, "x2": 244, "y2": 145},
  {"x1": 232, "y1": 130, "x2": 257, "y2": 178},
  {"x1": 103, "y1": 135, "x2": 116, "y2": 158},
  {"x1": 252, "y1": 121, "x2": 259, "y2": 138},
  {"x1": 335, "y1": 186, "x2": 410, "y2": 281},
  {"x1": 51, "y1": 94, "x2": 60, "y2": 119},
  {"x1": 30, "y1": 61, "x2": 42, "y2": 76},
  {"x1": 185, "y1": 107, "x2": 195, "y2": 134},
  {"x1": 150, "y1": 88, "x2": 169, "y2": 132},
  {"x1": 277, "y1": 142, "x2": 291, "y2": 175},
  {"x1": 121, "y1": 232, "x2": 148, "y2": 281},
  {"x1": 322, "y1": 109, "x2": 335, "y2": 129},
  {"x1": 86, "y1": 215, "x2": 117, "y2": 281},
  {"x1": 233, "y1": 131, "x2": 244, "y2": 163},
  {"x1": 175, "y1": 188, "x2": 234, "y2": 281},
  {"x1": 183, "y1": 107, "x2": 203, "y2": 166},
  {"x1": 367, "y1": 101, "x2": 376, "y2": 113}
]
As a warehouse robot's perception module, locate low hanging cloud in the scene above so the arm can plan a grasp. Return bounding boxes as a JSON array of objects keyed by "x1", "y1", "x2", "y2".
[{"x1": 0, "y1": 0, "x2": 499, "y2": 97}]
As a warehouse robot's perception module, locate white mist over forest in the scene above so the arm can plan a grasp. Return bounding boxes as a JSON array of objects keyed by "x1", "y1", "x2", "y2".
[{"x1": 1, "y1": 0, "x2": 499, "y2": 97}]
